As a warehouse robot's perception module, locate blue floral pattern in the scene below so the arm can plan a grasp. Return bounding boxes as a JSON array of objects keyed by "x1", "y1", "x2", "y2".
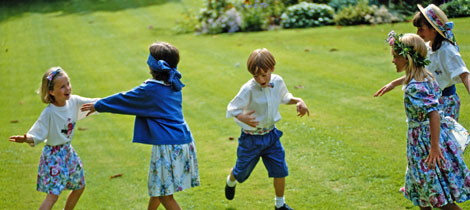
[
  {"x1": 403, "y1": 79, "x2": 470, "y2": 207},
  {"x1": 148, "y1": 141, "x2": 200, "y2": 196},
  {"x1": 37, "y1": 142, "x2": 85, "y2": 195}
]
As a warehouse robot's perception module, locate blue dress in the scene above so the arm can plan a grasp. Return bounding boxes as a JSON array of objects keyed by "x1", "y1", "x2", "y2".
[{"x1": 404, "y1": 79, "x2": 470, "y2": 207}]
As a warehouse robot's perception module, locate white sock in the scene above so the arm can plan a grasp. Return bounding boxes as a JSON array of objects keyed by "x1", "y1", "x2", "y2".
[
  {"x1": 227, "y1": 175, "x2": 237, "y2": 187},
  {"x1": 275, "y1": 196, "x2": 285, "y2": 208}
]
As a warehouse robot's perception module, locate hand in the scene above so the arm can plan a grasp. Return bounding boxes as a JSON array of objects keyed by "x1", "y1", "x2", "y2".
[
  {"x1": 374, "y1": 83, "x2": 395, "y2": 97},
  {"x1": 9, "y1": 134, "x2": 29, "y2": 143},
  {"x1": 425, "y1": 147, "x2": 445, "y2": 170},
  {"x1": 296, "y1": 100, "x2": 309, "y2": 117},
  {"x1": 81, "y1": 103, "x2": 96, "y2": 116},
  {"x1": 236, "y1": 110, "x2": 259, "y2": 128}
]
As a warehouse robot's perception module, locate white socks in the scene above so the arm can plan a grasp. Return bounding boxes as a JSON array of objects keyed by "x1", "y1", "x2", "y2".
[
  {"x1": 275, "y1": 196, "x2": 285, "y2": 208},
  {"x1": 226, "y1": 175, "x2": 237, "y2": 187}
]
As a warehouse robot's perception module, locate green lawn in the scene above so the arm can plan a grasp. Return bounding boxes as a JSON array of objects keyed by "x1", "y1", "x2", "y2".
[{"x1": 2, "y1": 0, "x2": 470, "y2": 209}]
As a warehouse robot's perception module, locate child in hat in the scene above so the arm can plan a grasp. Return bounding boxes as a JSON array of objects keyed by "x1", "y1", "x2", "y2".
[{"x1": 375, "y1": 4, "x2": 470, "y2": 122}]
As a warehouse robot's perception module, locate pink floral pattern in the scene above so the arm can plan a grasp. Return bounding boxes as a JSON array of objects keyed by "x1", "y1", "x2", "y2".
[
  {"x1": 37, "y1": 142, "x2": 85, "y2": 195},
  {"x1": 403, "y1": 79, "x2": 470, "y2": 207}
]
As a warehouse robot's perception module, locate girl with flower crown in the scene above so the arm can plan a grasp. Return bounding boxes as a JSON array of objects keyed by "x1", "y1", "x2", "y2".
[
  {"x1": 81, "y1": 42, "x2": 199, "y2": 210},
  {"x1": 9, "y1": 67, "x2": 97, "y2": 210},
  {"x1": 375, "y1": 4, "x2": 470, "y2": 122},
  {"x1": 384, "y1": 32, "x2": 470, "y2": 209}
]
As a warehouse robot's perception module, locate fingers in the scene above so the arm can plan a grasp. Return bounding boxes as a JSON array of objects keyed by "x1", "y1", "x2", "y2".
[
  {"x1": 247, "y1": 110, "x2": 256, "y2": 115},
  {"x1": 374, "y1": 87, "x2": 385, "y2": 97},
  {"x1": 86, "y1": 110, "x2": 95, "y2": 117}
]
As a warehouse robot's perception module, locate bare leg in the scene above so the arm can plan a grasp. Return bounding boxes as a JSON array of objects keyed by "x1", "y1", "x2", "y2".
[
  {"x1": 273, "y1": 177, "x2": 285, "y2": 197},
  {"x1": 160, "y1": 195, "x2": 182, "y2": 210},
  {"x1": 148, "y1": 196, "x2": 161, "y2": 210},
  {"x1": 229, "y1": 168, "x2": 236, "y2": 182},
  {"x1": 440, "y1": 203, "x2": 462, "y2": 210},
  {"x1": 39, "y1": 194, "x2": 59, "y2": 210},
  {"x1": 64, "y1": 188, "x2": 85, "y2": 210}
]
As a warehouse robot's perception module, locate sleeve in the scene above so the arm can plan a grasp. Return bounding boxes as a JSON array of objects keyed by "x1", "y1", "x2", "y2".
[
  {"x1": 73, "y1": 95, "x2": 99, "y2": 121},
  {"x1": 27, "y1": 109, "x2": 50, "y2": 146},
  {"x1": 278, "y1": 76, "x2": 293, "y2": 104},
  {"x1": 94, "y1": 85, "x2": 149, "y2": 116},
  {"x1": 442, "y1": 44, "x2": 469, "y2": 82},
  {"x1": 406, "y1": 82, "x2": 440, "y2": 114},
  {"x1": 226, "y1": 86, "x2": 250, "y2": 118}
]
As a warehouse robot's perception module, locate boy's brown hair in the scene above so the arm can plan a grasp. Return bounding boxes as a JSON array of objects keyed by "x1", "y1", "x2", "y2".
[{"x1": 246, "y1": 48, "x2": 276, "y2": 75}]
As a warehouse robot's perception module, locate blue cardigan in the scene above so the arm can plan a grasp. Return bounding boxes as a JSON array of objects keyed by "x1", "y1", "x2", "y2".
[{"x1": 94, "y1": 80, "x2": 193, "y2": 145}]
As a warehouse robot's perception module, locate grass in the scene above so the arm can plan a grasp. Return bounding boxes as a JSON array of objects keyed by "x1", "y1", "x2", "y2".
[{"x1": 1, "y1": 0, "x2": 470, "y2": 209}]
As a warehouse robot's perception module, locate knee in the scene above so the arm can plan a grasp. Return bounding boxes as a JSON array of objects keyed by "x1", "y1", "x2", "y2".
[
  {"x1": 46, "y1": 194, "x2": 59, "y2": 203},
  {"x1": 159, "y1": 195, "x2": 175, "y2": 203}
]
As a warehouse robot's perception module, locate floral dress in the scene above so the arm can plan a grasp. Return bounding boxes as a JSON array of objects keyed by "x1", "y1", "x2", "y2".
[{"x1": 404, "y1": 79, "x2": 470, "y2": 207}]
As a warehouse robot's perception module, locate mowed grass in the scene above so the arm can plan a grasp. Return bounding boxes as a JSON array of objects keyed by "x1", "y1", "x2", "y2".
[{"x1": 1, "y1": 0, "x2": 470, "y2": 209}]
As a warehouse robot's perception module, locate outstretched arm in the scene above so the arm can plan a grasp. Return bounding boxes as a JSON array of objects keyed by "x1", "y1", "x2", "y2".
[
  {"x1": 81, "y1": 103, "x2": 96, "y2": 116},
  {"x1": 287, "y1": 97, "x2": 309, "y2": 117},
  {"x1": 9, "y1": 134, "x2": 34, "y2": 146},
  {"x1": 374, "y1": 76, "x2": 405, "y2": 97}
]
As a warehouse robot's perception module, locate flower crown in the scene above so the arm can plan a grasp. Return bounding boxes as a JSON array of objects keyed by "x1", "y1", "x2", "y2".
[{"x1": 386, "y1": 31, "x2": 430, "y2": 67}]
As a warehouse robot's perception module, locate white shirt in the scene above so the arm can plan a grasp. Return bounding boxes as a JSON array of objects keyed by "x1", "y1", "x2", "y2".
[
  {"x1": 426, "y1": 41, "x2": 469, "y2": 89},
  {"x1": 226, "y1": 74, "x2": 293, "y2": 131},
  {"x1": 28, "y1": 95, "x2": 97, "y2": 146}
]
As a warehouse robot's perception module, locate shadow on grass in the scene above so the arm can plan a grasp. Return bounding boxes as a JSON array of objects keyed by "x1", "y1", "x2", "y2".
[{"x1": 0, "y1": 0, "x2": 181, "y2": 23}]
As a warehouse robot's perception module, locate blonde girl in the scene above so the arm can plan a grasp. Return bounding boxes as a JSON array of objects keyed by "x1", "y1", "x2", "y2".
[
  {"x1": 386, "y1": 32, "x2": 470, "y2": 210},
  {"x1": 9, "y1": 67, "x2": 96, "y2": 210}
]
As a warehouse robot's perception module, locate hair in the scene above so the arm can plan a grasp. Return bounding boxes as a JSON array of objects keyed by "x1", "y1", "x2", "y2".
[
  {"x1": 412, "y1": 11, "x2": 448, "y2": 51},
  {"x1": 40, "y1": 67, "x2": 68, "y2": 104},
  {"x1": 148, "y1": 42, "x2": 180, "y2": 82},
  {"x1": 246, "y1": 48, "x2": 276, "y2": 75},
  {"x1": 394, "y1": 34, "x2": 434, "y2": 85}
]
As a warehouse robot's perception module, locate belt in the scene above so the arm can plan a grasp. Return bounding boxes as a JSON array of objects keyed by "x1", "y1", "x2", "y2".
[
  {"x1": 442, "y1": 85, "x2": 456, "y2": 96},
  {"x1": 242, "y1": 125, "x2": 275, "y2": 135}
]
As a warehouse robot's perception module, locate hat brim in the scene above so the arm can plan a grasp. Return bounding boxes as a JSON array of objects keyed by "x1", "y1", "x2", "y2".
[{"x1": 417, "y1": 4, "x2": 448, "y2": 41}]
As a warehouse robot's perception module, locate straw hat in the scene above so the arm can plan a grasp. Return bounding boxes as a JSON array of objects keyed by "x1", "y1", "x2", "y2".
[{"x1": 417, "y1": 4, "x2": 456, "y2": 44}]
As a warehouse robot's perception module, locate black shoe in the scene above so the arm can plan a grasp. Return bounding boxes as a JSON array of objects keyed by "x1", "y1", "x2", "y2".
[
  {"x1": 225, "y1": 183, "x2": 236, "y2": 200},
  {"x1": 275, "y1": 203, "x2": 293, "y2": 210}
]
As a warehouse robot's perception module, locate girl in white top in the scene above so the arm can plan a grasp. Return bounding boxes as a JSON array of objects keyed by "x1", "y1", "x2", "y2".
[
  {"x1": 9, "y1": 67, "x2": 96, "y2": 210},
  {"x1": 375, "y1": 4, "x2": 470, "y2": 122}
]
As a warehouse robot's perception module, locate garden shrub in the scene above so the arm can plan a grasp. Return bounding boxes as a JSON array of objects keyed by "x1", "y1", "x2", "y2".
[
  {"x1": 364, "y1": 4, "x2": 403, "y2": 24},
  {"x1": 280, "y1": 2, "x2": 334, "y2": 28},
  {"x1": 239, "y1": 3, "x2": 269, "y2": 31},
  {"x1": 441, "y1": 0, "x2": 470, "y2": 18},
  {"x1": 328, "y1": 0, "x2": 357, "y2": 11},
  {"x1": 196, "y1": 0, "x2": 243, "y2": 34},
  {"x1": 333, "y1": 0, "x2": 374, "y2": 25}
]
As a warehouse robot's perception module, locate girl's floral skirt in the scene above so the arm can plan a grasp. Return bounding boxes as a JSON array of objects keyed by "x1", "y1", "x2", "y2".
[
  {"x1": 148, "y1": 141, "x2": 200, "y2": 197},
  {"x1": 405, "y1": 118, "x2": 470, "y2": 207},
  {"x1": 37, "y1": 142, "x2": 85, "y2": 195}
]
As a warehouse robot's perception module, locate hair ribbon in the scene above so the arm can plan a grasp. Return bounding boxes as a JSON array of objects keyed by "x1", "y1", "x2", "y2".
[{"x1": 147, "y1": 54, "x2": 185, "y2": 91}]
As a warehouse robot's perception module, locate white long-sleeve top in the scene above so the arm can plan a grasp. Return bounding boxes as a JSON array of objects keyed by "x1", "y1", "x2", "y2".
[
  {"x1": 28, "y1": 95, "x2": 97, "y2": 146},
  {"x1": 426, "y1": 41, "x2": 469, "y2": 89},
  {"x1": 226, "y1": 74, "x2": 293, "y2": 131}
]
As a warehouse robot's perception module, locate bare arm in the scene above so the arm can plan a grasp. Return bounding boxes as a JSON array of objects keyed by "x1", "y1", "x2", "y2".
[
  {"x1": 459, "y1": 72, "x2": 470, "y2": 95},
  {"x1": 425, "y1": 111, "x2": 445, "y2": 169},
  {"x1": 374, "y1": 76, "x2": 405, "y2": 97},
  {"x1": 9, "y1": 134, "x2": 34, "y2": 146},
  {"x1": 287, "y1": 97, "x2": 309, "y2": 117}
]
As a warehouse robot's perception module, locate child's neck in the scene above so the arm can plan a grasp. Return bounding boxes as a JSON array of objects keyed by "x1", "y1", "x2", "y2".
[{"x1": 52, "y1": 100, "x2": 66, "y2": 107}]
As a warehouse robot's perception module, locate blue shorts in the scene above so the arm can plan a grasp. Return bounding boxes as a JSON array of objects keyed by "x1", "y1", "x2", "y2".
[{"x1": 232, "y1": 128, "x2": 288, "y2": 183}]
